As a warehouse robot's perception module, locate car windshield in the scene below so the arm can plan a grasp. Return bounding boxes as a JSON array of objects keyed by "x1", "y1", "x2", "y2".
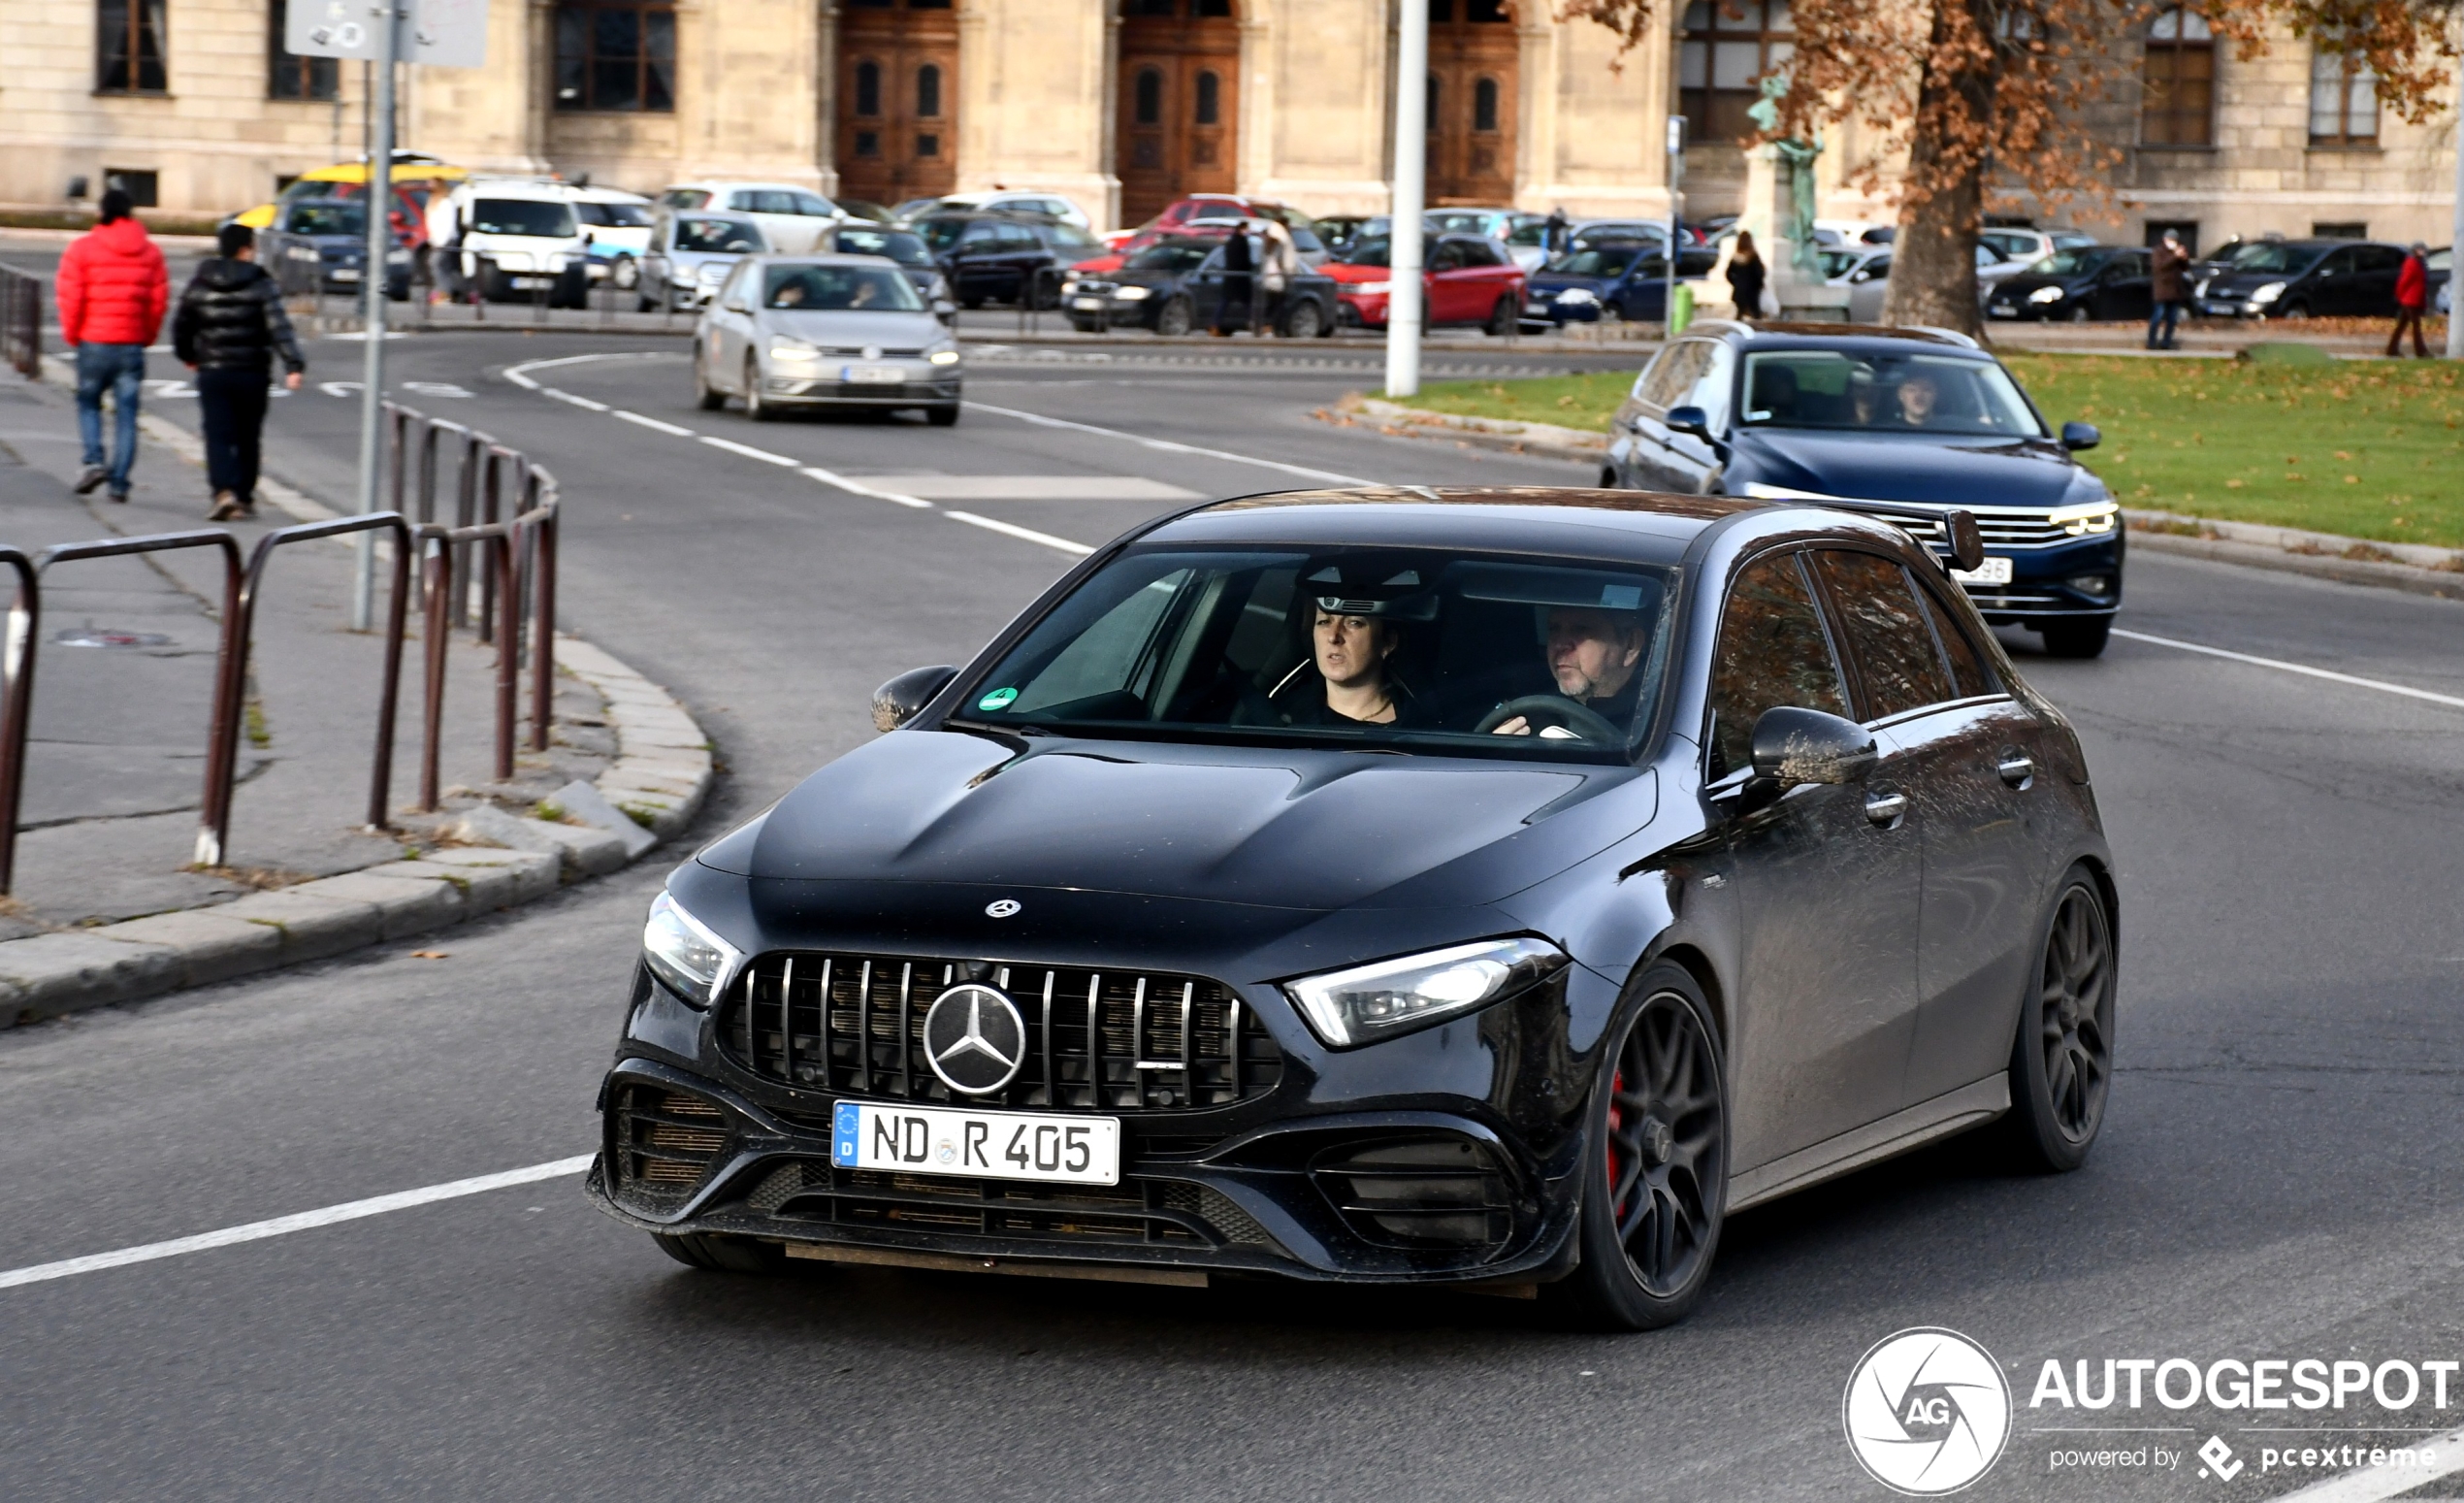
[
  {"x1": 576, "y1": 201, "x2": 653, "y2": 228},
  {"x1": 1815, "y1": 248, "x2": 1867, "y2": 279},
  {"x1": 1043, "y1": 223, "x2": 1107, "y2": 253},
  {"x1": 470, "y1": 199, "x2": 576, "y2": 238},
  {"x1": 835, "y1": 228, "x2": 931, "y2": 265},
  {"x1": 762, "y1": 264, "x2": 924, "y2": 311},
  {"x1": 956, "y1": 545, "x2": 1676, "y2": 758},
  {"x1": 912, "y1": 217, "x2": 968, "y2": 253},
  {"x1": 1738, "y1": 351, "x2": 2048, "y2": 438},
  {"x1": 287, "y1": 203, "x2": 364, "y2": 237},
  {"x1": 1127, "y1": 242, "x2": 1216, "y2": 274},
  {"x1": 1506, "y1": 221, "x2": 1552, "y2": 246},
  {"x1": 1333, "y1": 238, "x2": 1392, "y2": 268},
  {"x1": 2030, "y1": 248, "x2": 2112, "y2": 278},
  {"x1": 2223, "y1": 242, "x2": 2322, "y2": 274},
  {"x1": 1546, "y1": 245, "x2": 1645, "y2": 278},
  {"x1": 673, "y1": 217, "x2": 763, "y2": 253}
]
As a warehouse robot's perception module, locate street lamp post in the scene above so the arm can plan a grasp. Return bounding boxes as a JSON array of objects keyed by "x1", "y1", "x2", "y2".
[
  {"x1": 2449, "y1": 54, "x2": 2464, "y2": 360},
  {"x1": 351, "y1": 1, "x2": 401, "y2": 632},
  {"x1": 1665, "y1": 114, "x2": 1685, "y2": 339},
  {"x1": 1384, "y1": 0, "x2": 1428, "y2": 399}
]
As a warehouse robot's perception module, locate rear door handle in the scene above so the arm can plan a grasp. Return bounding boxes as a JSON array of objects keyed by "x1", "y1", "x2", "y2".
[
  {"x1": 1864, "y1": 791, "x2": 1908, "y2": 827},
  {"x1": 1997, "y1": 753, "x2": 2035, "y2": 788}
]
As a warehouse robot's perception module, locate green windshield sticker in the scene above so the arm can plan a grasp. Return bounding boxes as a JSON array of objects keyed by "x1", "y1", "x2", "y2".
[{"x1": 977, "y1": 687, "x2": 1020, "y2": 712}]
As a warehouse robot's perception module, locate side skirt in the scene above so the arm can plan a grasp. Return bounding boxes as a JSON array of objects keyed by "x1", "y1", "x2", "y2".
[{"x1": 1725, "y1": 1076, "x2": 2010, "y2": 1214}]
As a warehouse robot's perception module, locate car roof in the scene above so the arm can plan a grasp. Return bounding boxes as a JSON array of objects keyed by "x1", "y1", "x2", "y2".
[
  {"x1": 744, "y1": 252, "x2": 919, "y2": 267},
  {"x1": 1685, "y1": 320, "x2": 1989, "y2": 353},
  {"x1": 667, "y1": 180, "x2": 825, "y2": 193},
  {"x1": 570, "y1": 185, "x2": 650, "y2": 203},
  {"x1": 1140, "y1": 487, "x2": 1784, "y2": 568}
]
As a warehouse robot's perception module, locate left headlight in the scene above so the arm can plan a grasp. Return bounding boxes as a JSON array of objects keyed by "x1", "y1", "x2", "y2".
[
  {"x1": 1283, "y1": 936, "x2": 1567, "y2": 1049},
  {"x1": 2028, "y1": 285, "x2": 2065, "y2": 304},
  {"x1": 642, "y1": 891, "x2": 744, "y2": 1009},
  {"x1": 1555, "y1": 287, "x2": 1600, "y2": 305},
  {"x1": 2250, "y1": 280, "x2": 2286, "y2": 305}
]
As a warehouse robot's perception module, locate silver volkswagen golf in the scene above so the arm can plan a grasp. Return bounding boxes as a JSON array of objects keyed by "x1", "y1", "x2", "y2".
[{"x1": 695, "y1": 254, "x2": 964, "y2": 426}]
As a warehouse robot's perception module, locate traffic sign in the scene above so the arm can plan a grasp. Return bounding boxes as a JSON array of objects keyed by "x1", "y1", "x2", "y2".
[{"x1": 285, "y1": 0, "x2": 486, "y2": 69}]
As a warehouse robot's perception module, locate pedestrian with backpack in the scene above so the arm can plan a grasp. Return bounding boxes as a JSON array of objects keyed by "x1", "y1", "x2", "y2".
[
  {"x1": 173, "y1": 223, "x2": 306, "y2": 520},
  {"x1": 56, "y1": 188, "x2": 169, "y2": 503}
]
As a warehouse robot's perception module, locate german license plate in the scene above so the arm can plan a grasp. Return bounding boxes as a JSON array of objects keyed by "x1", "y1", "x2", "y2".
[
  {"x1": 1072, "y1": 297, "x2": 1107, "y2": 310},
  {"x1": 511, "y1": 276, "x2": 551, "y2": 289},
  {"x1": 1987, "y1": 304, "x2": 2017, "y2": 318},
  {"x1": 831, "y1": 1100, "x2": 1120, "y2": 1186},
  {"x1": 1952, "y1": 555, "x2": 2015, "y2": 586},
  {"x1": 331, "y1": 268, "x2": 362, "y2": 282},
  {"x1": 842, "y1": 364, "x2": 905, "y2": 384}
]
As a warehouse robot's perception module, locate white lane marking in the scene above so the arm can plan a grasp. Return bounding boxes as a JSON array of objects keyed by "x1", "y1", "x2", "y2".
[
  {"x1": 0, "y1": 1155, "x2": 596, "y2": 1293},
  {"x1": 847, "y1": 474, "x2": 1201, "y2": 502},
  {"x1": 613, "y1": 409, "x2": 696, "y2": 438},
  {"x1": 503, "y1": 350, "x2": 677, "y2": 390},
  {"x1": 2112, "y1": 628, "x2": 2464, "y2": 711},
  {"x1": 946, "y1": 511, "x2": 1095, "y2": 556},
  {"x1": 799, "y1": 466, "x2": 933, "y2": 509},
  {"x1": 546, "y1": 388, "x2": 609, "y2": 412},
  {"x1": 2275, "y1": 1424, "x2": 2464, "y2": 1501},
  {"x1": 700, "y1": 435, "x2": 797, "y2": 467},
  {"x1": 965, "y1": 401, "x2": 1374, "y2": 486}
]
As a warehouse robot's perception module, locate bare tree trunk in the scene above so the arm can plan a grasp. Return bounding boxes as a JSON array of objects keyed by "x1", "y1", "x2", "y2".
[{"x1": 1880, "y1": 0, "x2": 1994, "y2": 335}]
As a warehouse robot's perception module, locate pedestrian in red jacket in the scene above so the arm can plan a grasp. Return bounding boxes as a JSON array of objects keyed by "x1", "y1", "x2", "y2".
[
  {"x1": 56, "y1": 189, "x2": 169, "y2": 501},
  {"x1": 2389, "y1": 243, "x2": 2429, "y2": 359}
]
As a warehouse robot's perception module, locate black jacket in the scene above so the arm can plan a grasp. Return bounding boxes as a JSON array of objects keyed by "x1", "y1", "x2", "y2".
[
  {"x1": 1727, "y1": 255, "x2": 1767, "y2": 316},
  {"x1": 173, "y1": 258, "x2": 306, "y2": 376}
]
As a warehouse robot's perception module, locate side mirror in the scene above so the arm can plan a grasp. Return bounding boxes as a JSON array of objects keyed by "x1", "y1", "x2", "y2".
[
  {"x1": 2060, "y1": 421, "x2": 2100, "y2": 452},
  {"x1": 1943, "y1": 508, "x2": 1987, "y2": 572},
  {"x1": 1749, "y1": 706, "x2": 1878, "y2": 788},
  {"x1": 1665, "y1": 405, "x2": 1713, "y2": 440},
  {"x1": 872, "y1": 665, "x2": 957, "y2": 733}
]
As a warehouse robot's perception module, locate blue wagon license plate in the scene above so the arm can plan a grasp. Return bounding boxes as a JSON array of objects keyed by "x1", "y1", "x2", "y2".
[{"x1": 832, "y1": 1099, "x2": 1120, "y2": 1185}]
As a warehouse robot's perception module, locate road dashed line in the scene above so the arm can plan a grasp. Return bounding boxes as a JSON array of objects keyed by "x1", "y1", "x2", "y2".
[
  {"x1": 611, "y1": 409, "x2": 695, "y2": 438},
  {"x1": 699, "y1": 435, "x2": 798, "y2": 467},
  {"x1": 945, "y1": 510, "x2": 1096, "y2": 556},
  {"x1": 2112, "y1": 628, "x2": 2464, "y2": 711}
]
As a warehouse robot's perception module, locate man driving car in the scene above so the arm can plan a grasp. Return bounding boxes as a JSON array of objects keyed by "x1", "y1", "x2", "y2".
[{"x1": 1492, "y1": 604, "x2": 1648, "y2": 737}]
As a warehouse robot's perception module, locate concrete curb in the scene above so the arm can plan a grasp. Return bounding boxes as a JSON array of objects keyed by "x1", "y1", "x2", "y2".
[
  {"x1": 1337, "y1": 398, "x2": 1610, "y2": 466},
  {"x1": 0, "y1": 372, "x2": 717, "y2": 1028}
]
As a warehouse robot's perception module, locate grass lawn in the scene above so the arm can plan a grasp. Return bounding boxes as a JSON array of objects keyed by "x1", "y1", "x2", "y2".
[{"x1": 1406, "y1": 355, "x2": 2464, "y2": 548}]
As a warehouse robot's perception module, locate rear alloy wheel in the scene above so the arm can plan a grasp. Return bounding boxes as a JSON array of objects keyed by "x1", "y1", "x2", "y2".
[
  {"x1": 693, "y1": 349, "x2": 725, "y2": 410},
  {"x1": 2006, "y1": 870, "x2": 2116, "y2": 1172},
  {"x1": 744, "y1": 356, "x2": 775, "y2": 422},
  {"x1": 611, "y1": 254, "x2": 640, "y2": 291},
  {"x1": 1549, "y1": 965, "x2": 1728, "y2": 1331},
  {"x1": 1486, "y1": 295, "x2": 1519, "y2": 337},
  {"x1": 2067, "y1": 304, "x2": 2091, "y2": 323},
  {"x1": 1154, "y1": 296, "x2": 1195, "y2": 338},
  {"x1": 2280, "y1": 301, "x2": 2313, "y2": 322},
  {"x1": 1281, "y1": 299, "x2": 1324, "y2": 340},
  {"x1": 653, "y1": 1232, "x2": 789, "y2": 1274},
  {"x1": 2038, "y1": 617, "x2": 2111, "y2": 658}
]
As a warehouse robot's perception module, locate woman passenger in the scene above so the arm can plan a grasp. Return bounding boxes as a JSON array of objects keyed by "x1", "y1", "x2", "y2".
[{"x1": 1247, "y1": 604, "x2": 1418, "y2": 728}]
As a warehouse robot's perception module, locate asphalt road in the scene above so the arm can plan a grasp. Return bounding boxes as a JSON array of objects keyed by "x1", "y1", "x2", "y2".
[{"x1": 1, "y1": 333, "x2": 2459, "y2": 1503}]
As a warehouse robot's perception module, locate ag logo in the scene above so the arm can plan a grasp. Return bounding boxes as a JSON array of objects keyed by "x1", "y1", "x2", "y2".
[
  {"x1": 922, "y1": 983, "x2": 1026, "y2": 1095},
  {"x1": 1842, "y1": 1327, "x2": 2011, "y2": 1495}
]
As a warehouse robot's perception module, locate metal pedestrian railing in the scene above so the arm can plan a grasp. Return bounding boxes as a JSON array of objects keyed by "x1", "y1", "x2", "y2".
[
  {"x1": 0, "y1": 408, "x2": 563, "y2": 895},
  {"x1": 0, "y1": 265, "x2": 42, "y2": 381}
]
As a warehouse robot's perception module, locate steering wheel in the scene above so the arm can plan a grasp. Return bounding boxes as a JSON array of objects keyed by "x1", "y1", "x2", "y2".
[{"x1": 1473, "y1": 695, "x2": 1625, "y2": 742}]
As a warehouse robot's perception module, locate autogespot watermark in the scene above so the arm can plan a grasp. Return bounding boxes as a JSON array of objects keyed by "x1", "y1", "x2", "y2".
[{"x1": 1842, "y1": 1333, "x2": 2460, "y2": 1493}]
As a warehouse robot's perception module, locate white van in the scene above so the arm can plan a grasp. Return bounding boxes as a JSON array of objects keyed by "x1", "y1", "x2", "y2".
[
  {"x1": 434, "y1": 178, "x2": 591, "y2": 305},
  {"x1": 568, "y1": 185, "x2": 657, "y2": 290},
  {"x1": 656, "y1": 181, "x2": 841, "y2": 253}
]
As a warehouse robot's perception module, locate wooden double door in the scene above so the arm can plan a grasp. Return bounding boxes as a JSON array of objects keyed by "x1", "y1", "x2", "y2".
[
  {"x1": 835, "y1": 0, "x2": 959, "y2": 207},
  {"x1": 1427, "y1": 0, "x2": 1518, "y2": 205},
  {"x1": 1116, "y1": 1, "x2": 1241, "y2": 226}
]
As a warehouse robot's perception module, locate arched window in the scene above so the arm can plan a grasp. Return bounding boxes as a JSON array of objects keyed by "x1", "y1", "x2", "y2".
[
  {"x1": 855, "y1": 59, "x2": 881, "y2": 117},
  {"x1": 1473, "y1": 76, "x2": 1500, "y2": 132},
  {"x1": 1134, "y1": 66, "x2": 1163, "y2": 125},
  {"x1": 917, "y1": 62, "x2": 942, "y2": 118},
  {"x1": 2140, "y1": 9, "x2": 2214, "y2": 147},
  {"x1": 1194, "y1": 70, "x2": 1220, "y2": 125}
]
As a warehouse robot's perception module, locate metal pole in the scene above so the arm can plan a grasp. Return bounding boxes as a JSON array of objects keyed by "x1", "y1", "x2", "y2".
[
  {"x1": 2448, "y1": 54, "x2": 2463, "y2": 359},
  {"x1": 1666, "y1": 115, "x2": 1685, "y2": 339},
  {"x1": 1384, "y1": 0, "x2": 1428, "y2": 399},
  {"x1": 351, "y1": 1, "x2": 401, "y2": 633}
]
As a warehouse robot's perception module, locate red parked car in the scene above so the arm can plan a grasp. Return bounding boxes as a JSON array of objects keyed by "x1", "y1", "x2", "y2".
[
  {"x1": 1322, "y1": 232, "x2": 1526, "y2": 335},
  {"x1": 1085, "y1": 194, "x2": 1313, "y2": 274}
]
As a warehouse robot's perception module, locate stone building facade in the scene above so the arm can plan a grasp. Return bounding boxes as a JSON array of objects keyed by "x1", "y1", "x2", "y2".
[{"x1": 3, "y1": 0, "x2": 2453, "y2": 248}]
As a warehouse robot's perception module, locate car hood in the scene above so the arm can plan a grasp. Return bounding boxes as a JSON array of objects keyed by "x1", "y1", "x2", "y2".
[
  {"x1": 1320, "y1": 263, "x2": 1395, "y2": 284},
  {"x1": 1988, "y1": 273, "x2": 2088, "y2": 299},
  {"x1": 1107, "y1": 268, "x2": 1191, "y2": 291},
  {"x1": 761, "y1": 309, "x2": 943, "y2": 343},
  {"x1": 2200, "y1": 268, "x2": 2317, "y2": 294},
  {"x1": 702, "y1": 730, "x2": 1656, "y2": 913},
  {"x1": 1731, "y1": 429, "x2": 2080, "y2": 507},
  {"x1": 1529, "y1": 273, "x2": 1617, "y2": 296}
]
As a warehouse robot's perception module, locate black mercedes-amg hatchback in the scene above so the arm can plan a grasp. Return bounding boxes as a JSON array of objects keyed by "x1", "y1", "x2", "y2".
[{"x1": 589, "y1": 487, "x2": 2118, "y2": 1330}]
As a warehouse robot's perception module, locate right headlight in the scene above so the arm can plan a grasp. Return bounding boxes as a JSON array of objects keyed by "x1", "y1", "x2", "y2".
[
  {"x1": 1282, "y1": 936, "x2": 1567, "y2": 1049},
  {"x1": 641, "y1": 891, "x2": 744, "y2": 1009}
]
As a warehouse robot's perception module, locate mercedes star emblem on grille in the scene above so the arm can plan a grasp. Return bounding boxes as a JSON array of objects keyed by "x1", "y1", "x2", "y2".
[
  {"x1": 923, "y1": 984, "x2": 1027, "y2": 1095},
  {"x1": 985, "y1": 899, "x2": 1021, "y2": 918}
]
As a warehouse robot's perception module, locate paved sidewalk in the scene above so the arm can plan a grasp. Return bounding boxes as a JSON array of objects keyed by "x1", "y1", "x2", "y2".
[{"x1": 0, "y1": 367, "x2": 613, "y2": 933}]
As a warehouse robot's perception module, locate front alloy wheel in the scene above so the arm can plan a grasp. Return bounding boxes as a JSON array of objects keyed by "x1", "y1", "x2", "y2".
[
  {"x1": 1551, "y1": 965, "x2": 1728, "y2": 1330},
  {"x1": 2007, "y1": 868, "x2": 2116, "y2": 1171},
  {"x1": 744, "y1": 356, "x2": 774, "y2": 421}
]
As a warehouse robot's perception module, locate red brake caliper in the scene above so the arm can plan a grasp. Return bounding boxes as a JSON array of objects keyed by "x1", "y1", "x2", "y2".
[{"x1": 1605, "y1": 1067, "x2": 1625, "y2": 1197}]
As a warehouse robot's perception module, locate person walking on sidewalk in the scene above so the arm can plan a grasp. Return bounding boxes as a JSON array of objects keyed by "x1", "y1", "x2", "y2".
[
  {"x1": 56, "y1": 188, "x2": 169, "y2": 504},
  {"x1": 1726, "y1": 232, "x2": 1768, "y2": 323},
  {"x1": 2389, "y1": 244, "x2": 2430, "y2": 358},
  {"x1": 2148, "y1": 230, "x2": 2189, "y2": 350},
  {"x1": 173, "y1": 223, "x2": 305, "y2": 520}
]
